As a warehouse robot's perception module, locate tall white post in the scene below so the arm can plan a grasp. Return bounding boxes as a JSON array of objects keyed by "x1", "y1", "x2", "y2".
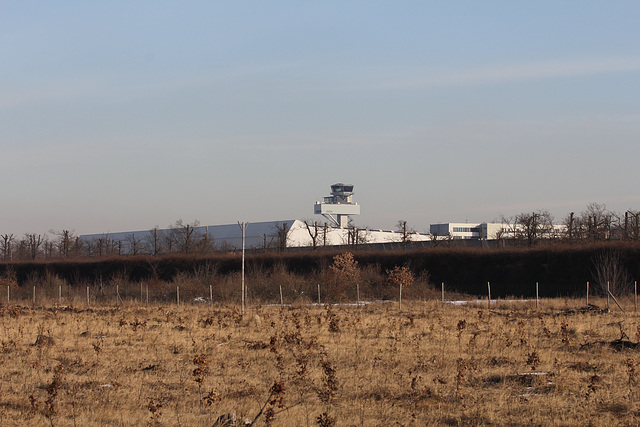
[{"x1": 238, "y1": 221, "x2": 249, "y2": 318}]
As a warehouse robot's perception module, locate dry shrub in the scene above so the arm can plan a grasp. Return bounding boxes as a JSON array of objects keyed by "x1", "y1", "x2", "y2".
[{"x1": 326, "y1": 252, "x2": 360, "y2": 301}]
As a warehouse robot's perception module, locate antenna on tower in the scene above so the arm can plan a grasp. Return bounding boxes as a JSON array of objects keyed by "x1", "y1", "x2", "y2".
[{"x1": 313, "y1": 183, "x2": 360, "y2": 228}]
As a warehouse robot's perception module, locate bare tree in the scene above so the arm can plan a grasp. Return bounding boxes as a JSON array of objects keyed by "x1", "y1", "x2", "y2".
[
  {"x1": 257, "y1": 231, "x2": 270, "y2": 253},
  {"x1": 428, "y1": 231, "x2": 441, "y2": 248},
  {"x1": 94, "y1": 235, "x2": 111, "y2": 257},
  {"x1": 125, "y1": 233, "x2": 144, "y2": 256},
  {"x1": 1, "y1": 234, "x2": 14, "y2": 260},
  {"x1": 592, "y1": 250, "x2": 632, "y2": 297},
  {"x1": 345, "y1": 227, "x2": 369, "y2": 249},
  {"x1": 303, "y1": 220, "x2": 321, "y2": 250},
  {"x1": 624, "y1": 210, "x2": 640, "y2": 241},
  {"x1": 396, "y1": 220, "x2": 414, "y2": 250},
  {"x1": 514, "y1": 210, "x2": 555, "y2": 246},
  {"x1": 493, "y1": 227, "x2": 507, "y2": 247},
  {"x1": 169, "y1": 219, "x2": 200, "y2": 254},
  {"x1": 49, "y1": 229, "x2": 75, "y2": 258},
  {"x1": 273, "y1": 222, "x2": 289, "y2": 252},
  {"x1": 321, "y1": 223, "x2": 330, "y2": 247},
  {"x1": 582, "y1": 203, "x2": 614, "y2": 242},
  {"x1": 148, "y1": 227, "x2": 162, "y2": 255},
  {"x1": 24, "y1": 233, "x2": 46, "y2": 260},
  {"x1": 196, "y1": 226, "x2": 215, "y2": 253},
  {"x1": 563, "y1": 212, "x2": 576, "y2": 241}
]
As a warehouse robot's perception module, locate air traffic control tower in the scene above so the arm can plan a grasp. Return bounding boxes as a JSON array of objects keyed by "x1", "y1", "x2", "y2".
[{"x1": 314, "y1": 183, "x2": 360, "y2": 228}]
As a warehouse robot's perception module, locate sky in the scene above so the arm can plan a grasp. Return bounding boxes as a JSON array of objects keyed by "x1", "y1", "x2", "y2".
[{"x1": 2, "y1": 1, "x2": 640, "y2": 236}]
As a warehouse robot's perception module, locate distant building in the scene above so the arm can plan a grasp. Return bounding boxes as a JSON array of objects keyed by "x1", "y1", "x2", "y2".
[
  {"x1": 78, "y1": 219, "x2": 431, "y2": 255},
  {"x1": 430, "y1": 222, "x2": 566, "y2": 240},
  {"x1": 78, "y1": 183, "x2": 567, "y2": 256}
]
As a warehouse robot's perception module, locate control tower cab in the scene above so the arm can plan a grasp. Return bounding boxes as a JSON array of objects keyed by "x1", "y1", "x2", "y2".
[{"x1": 314, "y1": 183, "x2": 360, "y2": 228}]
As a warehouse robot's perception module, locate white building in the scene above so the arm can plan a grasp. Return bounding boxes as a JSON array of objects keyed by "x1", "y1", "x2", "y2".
[
  {"x1": 78, "y1": 183, "x2": 433, "y2": 255},
  {"x1": 430, "y1": 222, "x2": 566, "y2": 240},
  {"x1": 79, "y1": 219, "x2": 431, "y2": 255}
]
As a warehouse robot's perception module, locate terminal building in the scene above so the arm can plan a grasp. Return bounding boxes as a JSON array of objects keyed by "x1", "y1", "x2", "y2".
[
  {"x1": 78, "y1": 183, "x2": 566, "y2": 255},
  {"x1": 78, "y1": 183, "x2": 430, "y2": 255}
]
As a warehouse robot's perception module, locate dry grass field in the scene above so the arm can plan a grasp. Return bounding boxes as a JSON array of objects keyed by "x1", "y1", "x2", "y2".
[{"x1": 1, "y1": 296, "x2": 640, "y2": 426}]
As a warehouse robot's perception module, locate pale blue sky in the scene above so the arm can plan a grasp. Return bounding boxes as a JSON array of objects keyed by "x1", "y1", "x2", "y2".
[{"x1": 2, "y1": 1, "x2": 640, "y2": 236}]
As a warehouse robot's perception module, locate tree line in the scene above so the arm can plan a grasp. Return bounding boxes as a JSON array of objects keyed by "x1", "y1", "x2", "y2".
[
  {"x1": 2, "y1": 202, "x2": 640, "y2": 261},
  {"x1": 496, "y1": 203, "x2": 640, "y2": 247},
  {"x1": 0, "y1": 219, "x2": 288, "y2": 261}
]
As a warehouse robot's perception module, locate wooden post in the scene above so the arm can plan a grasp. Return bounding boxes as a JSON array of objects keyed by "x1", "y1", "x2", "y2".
[
  {"x1": 607, "y1": 281, "x2": 610, "y2": 311},
  {"x1": 607, "y1": 288, "x2": 625, "y2": 312},
  {"x1": 487, "y1": 282, "x2": 491, "y2": 309},
  {"x1": 536, "y1": 282, "x2": 539, "y2": 310},
  {"x1": 238, "y1": 221, "x2": 248, "y2": 319},
  {"x1": 33, "y1": 286, "x2": 36, "y2": 306},
  {"x1": 399, "y1": 283, "x2": 403, "y2": 311},
  {"x1": 279, "y1": 285, "x2": 283, "y2": 309},
  {"x1": 635, "y1": 281, "x2": 637, "y2": 312},
  {"x1": 146, "y1": 285, "x2": 149, "y2": 306},
  {"x1": 87, "y1": 286, "x2": 90, "y2": 307},
  {"x1": 317, "y1": 284, "x2": 321, "y2": 305},
  {"x1": 140, "y1": 283, "x2": 143, "y2": 303},
  {"x1": 176, "y1": 286, "x2": 180, "y2": 307},
  {"x1": 441, "y1": 282, "x2": 445, "y2": 305},
  {"x1": 59, "y1": 285, "x2": 62, "y2": 306},
  {"x1": 210, "y1": 285, "x2": 213, "y2": 305},
  {"x1": 116, "y1": 285, "x2": 120, "y2": 306},
  {"x1": 357, "y1": 283, "x2": 360, "y2": 308},
  {"x1": 586, "y1": 281, "x2": 589, "y2": 306},
  {"x1": 7, "y1": 285, "x2": 9, "y2": 305}
]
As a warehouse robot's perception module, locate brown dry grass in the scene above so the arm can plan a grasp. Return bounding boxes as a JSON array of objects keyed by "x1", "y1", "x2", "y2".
[{"x1": 1, "y1": 296, "x2": 640, "y2": 426}]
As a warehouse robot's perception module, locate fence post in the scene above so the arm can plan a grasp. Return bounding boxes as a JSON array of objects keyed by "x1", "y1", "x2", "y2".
[
  {"x1": 317, "y1": 284, "x2": 321, "y2": 305},
  {"x1": 87, "y1": 286, "x2": 90, "y2": 307},
  {"x1": 586, "y1": 281, "x2": 589, "y2": 306},
  {"x1": 399, "y1": 282, "x2": 403, "y2": 311},
  {"x1": 177, "y1": 286, "x2": 180, "y2": 307},
  {"x1": 487, "y1": 282, "x2": 491, "y2": 309},
  {"x1": 59, "y1": 285, "x2": 62, "y2": 306},
  {"x1": 210, "y1": 285, "x2": 213, "y2": 305},
  {"x1": 635, "y1": 281, "x2": 637, "y2": 313},
  {"x1": 146, "y1": 284, "x2": 149, "y2": 306},
  {"x1": 441, "y1": 282, "x2": 444, "y2": 305},
  {"x1": 279, "y1": 285, "x2": 283, "y2": 309},
  {"x1": 33, "y1": 286, "x2": 36, "y2": 306},
  {"x1": 536, "y1": 282, "x2": 539, "y2": 310},
  {"x1": 7, "y1": 285, "x2": 9, "y2": 305},
  {"x1": 607, "y1": 281, "x2": 610, "y2": 311}
]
